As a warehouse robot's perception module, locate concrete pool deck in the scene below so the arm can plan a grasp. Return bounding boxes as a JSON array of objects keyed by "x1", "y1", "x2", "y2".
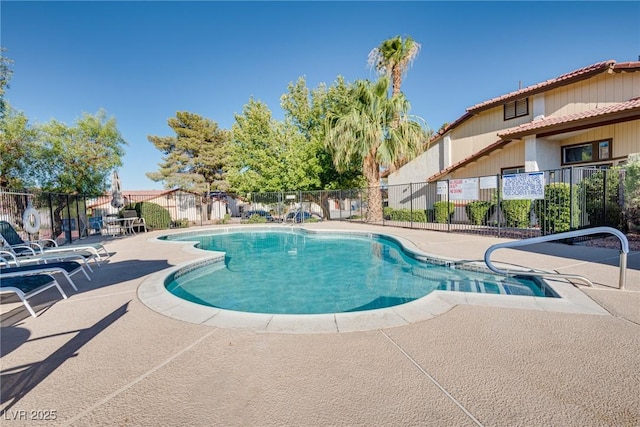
[{"x1": 1, "y1": 222, "x2": 639, "y2": 426}]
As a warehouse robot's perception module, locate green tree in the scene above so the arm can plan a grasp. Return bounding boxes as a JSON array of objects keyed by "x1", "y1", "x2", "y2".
[
  {"x1": 0, "y1": 47, "x2": 13, "y2": 119},
  {"x1": 325, "y1": 77, "x2": 424, "y2": 223},
  {"x1": 28, "y1": 109, "x2": 126, "y2": 241},
  {"x1": 147, "y1": 112, "x2": 230, "y2": 193},
  {"x1": 280, "y1": 76, "x2": 364, "y2": 190},
  {"x1": 368, "y1": 36, "x2": 426, "y2": 172},
  {"x1": 33, "y1": 109, "x2": 126, "y2": 194},
  {"x1": 227, "y1": 98, "x2": 322, "y2": 193},
  {"x1": 0, "y1": 104, "x2": 38, "y2": 188},
  {"x1": 368, "y1": 35, "x2": 421, "y2": 97}
]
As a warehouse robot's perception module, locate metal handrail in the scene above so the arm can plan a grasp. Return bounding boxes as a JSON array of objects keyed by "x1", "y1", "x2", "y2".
[{"x1": 484, "y1": 226, "x2": 629, "y2": 290}]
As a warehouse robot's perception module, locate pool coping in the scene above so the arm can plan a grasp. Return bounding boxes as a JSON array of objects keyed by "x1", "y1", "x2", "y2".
[{"x1": 137, "y1": 225, "x2": 609, "y2": 334}]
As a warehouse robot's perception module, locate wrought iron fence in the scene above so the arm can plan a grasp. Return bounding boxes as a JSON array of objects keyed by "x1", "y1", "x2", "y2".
[
  {"x1": 241, "y1": 166, "x2": 629, "y2": 238},
  {"x1": 0, "y1": 166, "x2": 631, "y2": 245},
  {"x1": 383, "y1": 167, "x2": 628, "y2": 238},
  {"x1": 0, "y1": 190, "x2": 91, "y2": 244}
]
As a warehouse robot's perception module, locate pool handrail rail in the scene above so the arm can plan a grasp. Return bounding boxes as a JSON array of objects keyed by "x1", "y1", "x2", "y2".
[{"x1": 484, "y1": 226, "x2": 629, "y2": 290}]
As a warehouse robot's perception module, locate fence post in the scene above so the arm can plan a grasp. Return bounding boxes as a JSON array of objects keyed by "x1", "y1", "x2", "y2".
[
  {"x1": 446, "y1": 180, "x2": 451, "y2": 232},
  {"x1": 603, "y1": 168, "x2": 608, "y2": 226},
  {"x1": 48, "y1": 193, "x2": 54, "y2": 241},
  {"x1": 75, "y1": 195, "x2": 81, "y2": 239},
  {"x1": 569, "y1": 167, "x2": 574, "y2": 230},
  {"x1": 497, "y1": 174, "x2": 501, "y2": 238},
  {"x1": 410, "y1": 183, "x2": 414, "y2": 229},
  {"x1": 65, "y1": 194, "x2": 72, "y2": 244}
]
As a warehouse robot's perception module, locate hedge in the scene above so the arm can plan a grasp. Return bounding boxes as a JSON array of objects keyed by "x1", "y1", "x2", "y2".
[
  {"x1": 383, "y1": 207, "x2": 428, "y2": 223},
  {"x1": 500, "y1": 199, "x2": 531, "y2": 228},
  {"x1": 132, "y1": 202, "x2": 172, "y2": 230},
  {"x1": 578, "y1": 167, "x2": 624, "y2": 230},
  {"x1": 534, "y1": 183, "x2": 580, "y2": 234},
  {"x1": 464, "y1": 201, "x2": 492, "y2": 225},
  {"x1": 433, "y1": 201, "x2": 455, "y2": 224}
]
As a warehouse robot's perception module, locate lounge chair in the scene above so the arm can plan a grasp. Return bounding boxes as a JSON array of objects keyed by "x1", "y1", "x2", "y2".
[
  {"x1": 0, "y1": 248, "x2": 96, "y2": 273},
  {"x1": 1, "y1": 254, "x2": 89, "y2": 290},
  {"x1": 0, "y1": 272, "x2": 67, "y2": 317},
  {"x1": 0, "y1": 220, "x2": 109, "y2": 262}
]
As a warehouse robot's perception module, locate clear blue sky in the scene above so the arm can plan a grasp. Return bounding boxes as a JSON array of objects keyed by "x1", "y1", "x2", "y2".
[{"x1": 3, "y1": 1, "x2": 639, "y2": 190}]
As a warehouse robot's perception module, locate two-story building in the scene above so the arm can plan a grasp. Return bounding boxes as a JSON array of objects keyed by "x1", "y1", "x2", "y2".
[{"x1": 388, "y1": 59, "x2": 640, "y2": 185}]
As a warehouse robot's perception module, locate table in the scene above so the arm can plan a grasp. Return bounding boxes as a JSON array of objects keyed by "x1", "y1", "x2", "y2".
[{"x1": 104, "y1": 217, "x2": 138, "y2": 235}]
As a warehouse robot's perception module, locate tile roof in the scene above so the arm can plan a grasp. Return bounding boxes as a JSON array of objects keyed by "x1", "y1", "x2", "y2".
[
  {"x1": 498, "y1": 97, "x2": 640, "y2": 139},
  {"x1": 421, "y1": 60, "x2": 640, "y2": 181},
  {"x1": 426, "y1": 97, "x2": 640, "y2": 182},
  {"x1": 427, "y1": 60, "x2": 640, "y2": 144},
  {"x1": 425, "y1": 138, "x2": 512, "y2": 183},
  {"x1": 466, "y1": 60, "x2": 617, "y2": 113},
  {"x1": 87, "y1": 189, "x2": 188, "y2": 208}
]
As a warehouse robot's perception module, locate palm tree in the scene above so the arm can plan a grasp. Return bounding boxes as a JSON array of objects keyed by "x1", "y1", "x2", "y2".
[
  {"x1": 368, "y1": 35, "x2": 421, "y2": 97},
  {"x1": 325, "y1": 77, "x2": 424, "y2": 223}
]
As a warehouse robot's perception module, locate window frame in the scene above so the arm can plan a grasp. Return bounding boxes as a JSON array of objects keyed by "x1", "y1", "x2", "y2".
[
  {"x1": 503, "y1": 98, "x2": 529, "y2": 121},
  {"x1": 561, "y1": 139, "x2": 612, "y2": 166},
  {"x1": 501, "y1": 165, "x2": 526, "y2": 175}
]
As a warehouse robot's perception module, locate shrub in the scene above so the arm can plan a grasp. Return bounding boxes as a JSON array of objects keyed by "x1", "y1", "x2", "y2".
[
  {"x1": 578, "y1": 167, "x2": 624, "y2": 230},
  {"x1": 383, "y1": 207, "x2": 394, "y2": 220},
  {"x1": 625, "y1": 154, "x2": 640, "y2": 232},
  {"x1": 534, "y1": 183, "x2": 580, "y2": 234},
  {"x1": 246, "y1": 214, "x2": 267, "y2": 223},
  {"x1": 500, "y1": 199, "x2": 531, "y2": 228},
  {"x1": 172, "y1": 218, "x2": 189, "y2": 228},
  {"x1": 464, "y1": 201, "x2": 492, "y2": 225},
  {"x1": 384, "y1": 208, "x2": 427, "y2": 223},
  {"x1": 134, "y1": 202, "x2": 172, "y2": 230},
  {"x1": 433, "y1": 201, "x2": 455, "y2": 223}
]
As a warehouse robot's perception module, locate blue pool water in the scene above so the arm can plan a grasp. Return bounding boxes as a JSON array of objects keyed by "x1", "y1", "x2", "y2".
[{"x1": 163, "y1": 229, "x2": 556, "y2": 314}]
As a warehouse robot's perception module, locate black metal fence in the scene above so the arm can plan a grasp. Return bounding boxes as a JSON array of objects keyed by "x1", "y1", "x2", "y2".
[
  {"x1": 0, "y1": 190, "x2": 92, "y2": 244},
  {"x1": 238, "y1": 166, "x2": 631, "y2": 238},
  {"x1": 0, "y1": 166, "x2": 632, "y2": 245}
]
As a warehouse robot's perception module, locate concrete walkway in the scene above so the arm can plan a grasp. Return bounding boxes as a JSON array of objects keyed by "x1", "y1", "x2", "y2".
[{"x1": 1, "y1": 223, "x2": 638, "y2": 426}]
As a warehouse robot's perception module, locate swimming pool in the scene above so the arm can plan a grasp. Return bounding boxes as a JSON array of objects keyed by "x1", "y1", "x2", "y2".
[{"x1": 161, "y1": 228, "x2": 556, "y2": 315}]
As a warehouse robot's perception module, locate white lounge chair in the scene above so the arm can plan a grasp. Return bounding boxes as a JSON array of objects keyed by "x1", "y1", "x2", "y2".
[
  {"x1": 0, "y1": 272, "x2": 68, "y2": 317},
  {"x1": 1, "y1": 254, "x2": 90, "y2": 290},
  {"x1": 0, "y1": 248, "x2": 95, "y2": 273},
  {"x1": 0, "y1": 220, "x2": 109, "y2": 263}
]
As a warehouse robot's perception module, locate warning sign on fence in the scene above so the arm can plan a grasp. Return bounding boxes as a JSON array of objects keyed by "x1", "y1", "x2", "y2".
[
  {"x1": 502, "y1": 172, "x2": 545, "y2": 200},
  {"x1": 449, "y1": 178, "x2": 479, "y2": 200}
]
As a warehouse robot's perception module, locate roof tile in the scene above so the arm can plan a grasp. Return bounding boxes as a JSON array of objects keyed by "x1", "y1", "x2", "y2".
[
  {"x1": 498, "y1": 97, "x2": 640, "y2": 137},
  {"x1": 467, "y1": 60, "x2": 616, "y2": 113}
]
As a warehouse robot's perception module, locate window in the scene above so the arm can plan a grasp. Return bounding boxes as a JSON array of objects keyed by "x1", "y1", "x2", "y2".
[
  {"x1": 504, "y1": 98, "x2": 528, "y2": 120},
  {"x1": 501, "y1": 166, "x2": 526, "y2": 175},
  {"x1": 562, "y1": 139, "x2": 612, "y2": 165}
]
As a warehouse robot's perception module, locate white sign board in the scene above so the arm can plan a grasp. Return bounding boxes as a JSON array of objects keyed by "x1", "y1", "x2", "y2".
[
  {"x1": 436, "y1": 181, "x2": 448, "y2": 196},
  {"x1": 480, "y1": 175, "x2": 498, "y2": 189},
  {"x1": 449, "y1": 178, "x2": 479, "y2": 200},
  {"x1": 502, "y1": 172, "x2": 545, "y2": 200}
]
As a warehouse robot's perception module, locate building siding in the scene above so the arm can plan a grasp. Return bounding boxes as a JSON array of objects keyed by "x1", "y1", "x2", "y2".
[
  {"x1": 450, "y1": 107, "x2": 529, "y2": 164},
  {"x1": 560, "y1": 121, "x2": 640, "y2": 161},
  {"x1": 545, "y1": 73, "x2": 640, "y2": 118},
  {"x1": 449, "y1": 142, "x2": 524, "y2": 179}
]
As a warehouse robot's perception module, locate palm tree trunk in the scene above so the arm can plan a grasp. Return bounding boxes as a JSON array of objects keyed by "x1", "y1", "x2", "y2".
[
  {"x1": 363, "y1": 153, "x2": 383, "y2": 223},
  {"x1": 391, "y1": 67, "x2": 402, "y2": 97}
]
